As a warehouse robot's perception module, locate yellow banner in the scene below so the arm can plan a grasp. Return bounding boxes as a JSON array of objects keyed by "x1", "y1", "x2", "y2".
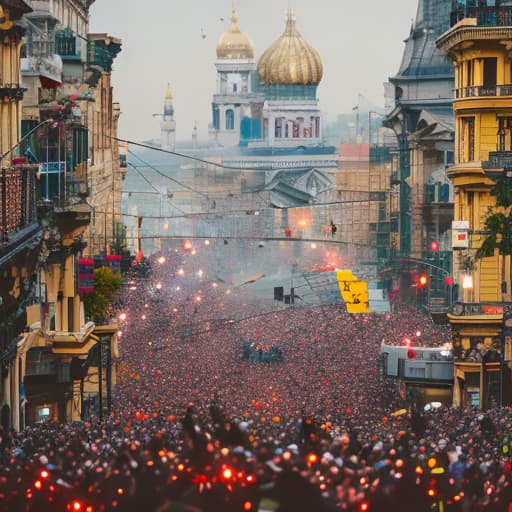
[{"x1": 336, "y1": 270, "x2": 370, "y2": 314}]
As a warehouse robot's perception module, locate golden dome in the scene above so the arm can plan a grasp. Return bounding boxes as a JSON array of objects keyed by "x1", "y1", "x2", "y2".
[
  {"x1": 258, "y1": 9, "x2": 323, "y2": 85},
  {"x1": 165, "y1": 83, "x2": 173, "y2": 100},
  {"x1": 216, "y1": 7, "x2": 254, "y2": 60}
]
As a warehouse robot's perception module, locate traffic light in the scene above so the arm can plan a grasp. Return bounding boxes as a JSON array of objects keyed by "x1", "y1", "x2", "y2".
[
  {"x1": 418, "y1": 274, "x2": 429, "y2": 288},
  {"x1": 445, "y1": 276, "x2": 454, "y2": 286},
  {"x1": 430, "y1": 240, "x2": 439, "y2": 252}
]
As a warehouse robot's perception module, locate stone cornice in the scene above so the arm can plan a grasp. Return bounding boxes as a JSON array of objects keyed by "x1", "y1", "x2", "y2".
[{"x1": 437, "y1": 24, "x2": 512, "y2": 57}]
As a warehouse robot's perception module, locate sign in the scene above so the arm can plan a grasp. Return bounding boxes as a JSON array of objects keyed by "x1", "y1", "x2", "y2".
[{"x1": 452, "y1": 220, "x2": 469, "y2": 248}]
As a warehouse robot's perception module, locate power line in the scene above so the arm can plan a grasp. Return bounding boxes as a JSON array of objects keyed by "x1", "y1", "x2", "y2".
[{"x1": 114, "y1": 137, "x2": 287, "y2": 172}]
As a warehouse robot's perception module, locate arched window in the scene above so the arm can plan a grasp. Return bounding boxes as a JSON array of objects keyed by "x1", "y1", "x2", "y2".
[{"x1": 226, "y1": 109, "x2": 235, "y2": 130}]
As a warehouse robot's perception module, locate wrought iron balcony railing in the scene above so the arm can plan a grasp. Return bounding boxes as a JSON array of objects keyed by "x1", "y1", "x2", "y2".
[
  {"x1": 483, "y1": 151, "x2": 512, "y2": 170},
  {"x1": 455, "y1": 84, "x2": 512, "y2": 99},
  {"x1": 1, "y1": 165, "x2": 39, "y2": 244},
  {"x1": 450, "y1": 6, "x2": 512, "y2": 27}
]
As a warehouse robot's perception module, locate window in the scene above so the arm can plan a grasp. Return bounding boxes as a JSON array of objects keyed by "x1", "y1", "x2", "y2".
[
  {"x1": 483, "y1": 58, "x2": 497, "y2": 88},
  {"x1": 467, "y1": 59, "x2": 473, "y2": 87},
  {"x1": 460, "y1": 117, "x2": 475, "y2": 162},
  {"x1": 498, "y1": 117, "x2": 512, "y2": 151},
  {"x1": 225, "y1": 109, "x2": 234, "y2": 130}
]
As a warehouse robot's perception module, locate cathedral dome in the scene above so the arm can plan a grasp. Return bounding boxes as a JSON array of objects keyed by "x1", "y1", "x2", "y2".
[
  {"x1": 216, "y1": 9, "x2": 254, "y2": 60},
  {"x1": 258, "y1": 9, "x2": 323, "y2": 86}
]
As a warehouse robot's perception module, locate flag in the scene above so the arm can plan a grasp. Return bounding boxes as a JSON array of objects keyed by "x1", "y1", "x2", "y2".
[{"x1": 336, "y1": 270, "x2": 370, "y2": 314}]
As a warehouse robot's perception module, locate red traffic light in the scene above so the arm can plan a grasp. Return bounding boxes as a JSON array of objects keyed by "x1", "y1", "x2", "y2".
[
  {"x1": 430, "y1": 241, "x2": 439, "y2": 252},
  {"x1": 418, "y1": 274, "x2": 428, "y2": 287},
  {"x1": 445, "y1": 276, "x2": 454, "y2": 286}
]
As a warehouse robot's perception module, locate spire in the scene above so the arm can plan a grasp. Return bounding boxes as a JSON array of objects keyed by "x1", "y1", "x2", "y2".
[
  {"x1": 165, "y1": 82, "x2": 173, "y2": 101},
  {"x1": 414, "y1": 0, "x2": 451, "y2": 35},
  {"x1": 230, "y1": 0, "x2": 239, "y2": 28},
  {"x1": 285, "y1": 8, "x2": 297, "y2": 35}
]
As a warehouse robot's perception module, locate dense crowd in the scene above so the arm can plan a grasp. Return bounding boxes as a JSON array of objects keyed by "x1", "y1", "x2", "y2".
[{"x1": 0, "y1": 247, "x2": 511, "y2": 512}]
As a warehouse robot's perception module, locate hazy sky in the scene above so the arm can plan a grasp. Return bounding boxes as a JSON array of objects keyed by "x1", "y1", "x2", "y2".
[{"x1": 89, "y1": 0, "x2": 418, "y2": 142}]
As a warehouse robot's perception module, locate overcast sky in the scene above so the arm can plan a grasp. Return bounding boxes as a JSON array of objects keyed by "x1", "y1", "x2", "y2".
[{"x1": 89, "y1": 0, "x2": 418, "y2": 142}]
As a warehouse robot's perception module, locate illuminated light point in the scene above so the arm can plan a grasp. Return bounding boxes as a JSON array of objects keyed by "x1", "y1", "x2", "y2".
[
  {"x1": 118, "y1": 313, "x2": 127, "y2": 321},
  {"x1": 191, "y1": 249, "x2": 197, "y2": 255},
  {"x1": 173, "y1": 308, "x2": 178, "y2": 313},
  {"x1": 310, "y1": 243, "x2": 317, "y2": 249},
  {"x1": 176, "y1": 286, "x2": 181, "y2": 291},
  {"x1": 34, "y1": 480, "x2": 42, "y2": 490},
  {"x1": 40, "y1": 470, "x2": 49, "y2": 479},
  {"x1": 307, "y1": 453, "x2": 318, "y2": 465},
  {"x1": 445, "y1": 276, "x2": 454, "y2": 286},
  {"x1": 69, "y1": 501, "x2": 83, "y2": 512},
  {"x1": 416, "y1": 330, "x2": 421, "y2": 337},
  {"x1": 212, "y1": 282, "x2": 218, "y2": 288},
  {"x1": 430, "y1": 240, "x2": 439, "y2": 252},
  {"x1": 156, "y1": 283, "x2": 162, "y2": 290},
  {"x1": 141, "y1": 315, "x2": 147, "y2": 320},
  {"x1": 359, "y1": 502, "x2": 370, "y2": 512},
  {"x1": 197, "y1": 270, "x2": 204, "y2": 277},
  {"x1": 177, "y1": 268, "x2": 185, "y2": 276},
  {"x1": 222, "y1": 467, "x2": 233, "y2": 480},
  {"x1": 129, "y1": 286, "x2": 137, "y2": 291},
  {"x1": 204, "y1": 240, "x2": 210, "y2": 246},
  {"x1": 402, "y1": 338, "x2": 412, "y2": 347},
  {"x1": 418, "y1": 274, "x2": 428, "y2": 287},
  {"x1": 243, "y1": 501, "x2": 252, "y2": 511},
  {"x1": 298, "y1": 220, "x2": 307, "y2": 228},
  {"x1": 158, "y1": 256, "x2": 166, "y2": 264},
  {"x1": 196, "y1": 296, "x2": 201, "y2": 302},
  {"x1": 226, "y1": 290, "x2": 231, "y2": 295},
  {"x1": 427, "y1": 488, "x2": 437, "y2": 498}
]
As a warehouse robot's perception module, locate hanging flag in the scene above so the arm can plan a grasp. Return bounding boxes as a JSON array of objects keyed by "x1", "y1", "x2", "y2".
[
  {"x1": 336, "y1": 270, "x2": 370, "y2": 313},
  {"x1": 78, "y1": 258, "x2": 94, "y2": 295}
]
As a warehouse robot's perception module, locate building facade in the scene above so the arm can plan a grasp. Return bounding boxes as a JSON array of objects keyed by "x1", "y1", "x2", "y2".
[
  {"x1": 437, "y1": 1, "x2": 512, "y2": 408},
  {"x1": 383, "y1": 0, "x2": 455, "y2": 315}
]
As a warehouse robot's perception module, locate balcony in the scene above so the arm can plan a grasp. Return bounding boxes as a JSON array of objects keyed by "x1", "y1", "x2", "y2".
[
  {"x1": 455, "y1": 84, "x2": 512, "y2": 99},
  {"x1": 449, "y1": 302, "x2": 509, "y2": 317},
  {"x1": 483, "y1": 151, "x2": 512, "y2": 171},
  {"x1": 40, "y1": 162, "x2": 89, "y2": 207},
  {"x1": 55, "y1": 29, "x2": 81, "y2": 60},
  {"x1": 1, "y1": 165, "x2": 39, "y2": 244},
  {"x1": 451, "y1": 6, "x2": 512, "y2": 27}
]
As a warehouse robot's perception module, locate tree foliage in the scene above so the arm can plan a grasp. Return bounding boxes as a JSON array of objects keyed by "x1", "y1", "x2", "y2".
[{"x1": 84, "y1": 266, "x2": 122, "y2": 322}]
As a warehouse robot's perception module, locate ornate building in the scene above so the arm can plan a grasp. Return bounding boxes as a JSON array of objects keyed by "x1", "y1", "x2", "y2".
[
  {"x1": 210, "y1": 4, "x2": 262, "y2": 147},
  {"x1": 256, "y1": 9, "x2": 324, "y2": 150},
  {"x1": 383, "y1": 0, "x2": 455, "y2": 315},
  {"x1": 160, "y1": 83, "x2": 176, "y2": 152},
  {"x1": 437, "y1": 1, "x2": 512, "y2": 408}
]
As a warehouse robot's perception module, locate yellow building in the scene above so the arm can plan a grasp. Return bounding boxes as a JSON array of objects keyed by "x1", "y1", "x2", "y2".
[
  {"x1": 0, "y1": 0, "x2": 32, "y2": 166},
  {"x1": 437, "y1": 7, "x2": 512, "y2": 408}
]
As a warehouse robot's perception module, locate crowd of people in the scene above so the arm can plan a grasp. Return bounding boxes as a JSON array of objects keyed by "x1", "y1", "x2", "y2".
[{"x1": 0, "y1": 246, "x2": 511, "y2": 512}]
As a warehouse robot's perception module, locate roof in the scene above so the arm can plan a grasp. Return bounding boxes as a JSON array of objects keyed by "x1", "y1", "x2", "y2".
[
  {"x1": 265, "y1": 168, "x2": 334, "y2": 208},
  {"x1": 2, "y1": 0, "x2": 32, "y2": 16}
]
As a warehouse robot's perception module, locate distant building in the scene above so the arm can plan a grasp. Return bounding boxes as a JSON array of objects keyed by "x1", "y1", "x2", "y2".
[{"x1": 160, "y1": 83, "x2": 176, "y2": 152}]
